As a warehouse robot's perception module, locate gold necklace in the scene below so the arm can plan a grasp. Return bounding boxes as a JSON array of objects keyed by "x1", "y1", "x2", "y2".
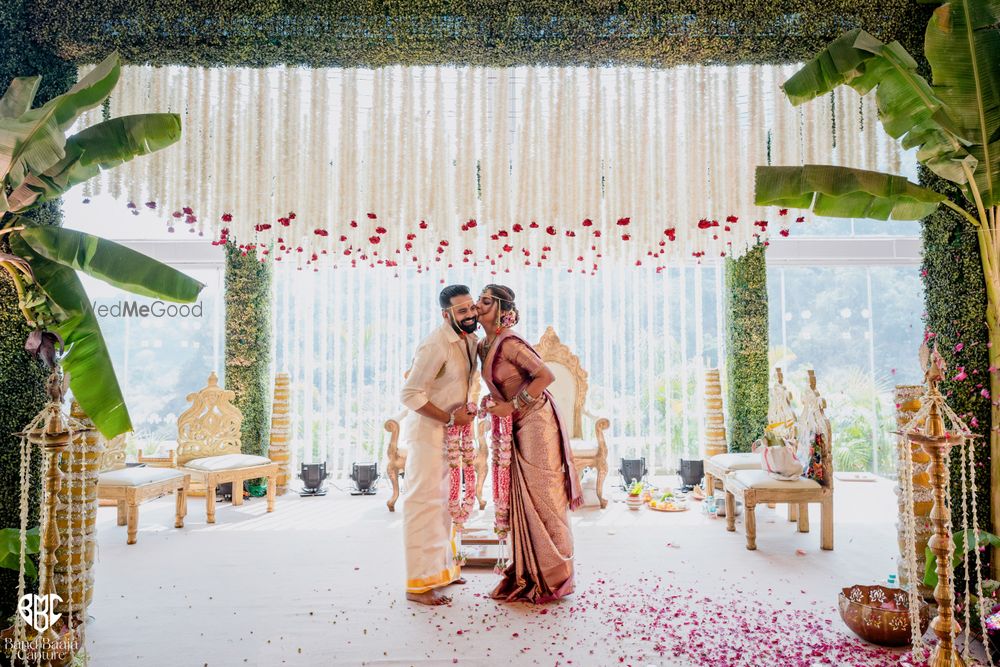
[{"x1": 483, "y1": 333, "x2": 498, "y2": 355}]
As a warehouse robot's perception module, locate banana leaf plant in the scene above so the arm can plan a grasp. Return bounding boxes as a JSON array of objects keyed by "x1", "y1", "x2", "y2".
[
  {"x1": 754, "y1": 0, "x2": 1000, "y2": 524},
  {"x1": 1, "y1": 52, "x2": 204, "y2": 438}
]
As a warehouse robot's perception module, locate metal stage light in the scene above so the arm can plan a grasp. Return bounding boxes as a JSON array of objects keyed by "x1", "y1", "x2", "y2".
[
  {"x1": 299, "y1": 462, "x2": 329, "y2": 496},
  {"x1": 677, "y1": 459, "x2": 704, "y2": 491},
  {"x1": 619, "y1": 457, "x2": 648, "y2": 491},
  {"x1": 350, "y1": 462, "x2": 380, "y2": 495}
]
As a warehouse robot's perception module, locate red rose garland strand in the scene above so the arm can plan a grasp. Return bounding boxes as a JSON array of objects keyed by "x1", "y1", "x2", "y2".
[{"x1": 445, "y1": 414, "x2": 477, "y2": 531}]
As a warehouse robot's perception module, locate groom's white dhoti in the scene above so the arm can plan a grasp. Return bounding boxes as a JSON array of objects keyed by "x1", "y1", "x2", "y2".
[{"x1": 400, "y1": 322, "x2": 478, "y2": 594}]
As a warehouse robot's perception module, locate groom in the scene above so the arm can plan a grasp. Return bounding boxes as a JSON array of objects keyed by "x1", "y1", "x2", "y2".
[{"x1": 399, "y1": 284, "x2": 479, "y2": 605}]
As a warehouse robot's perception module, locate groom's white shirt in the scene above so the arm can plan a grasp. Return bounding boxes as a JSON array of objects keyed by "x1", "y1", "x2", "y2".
[{"x1": 401, "y1": 321, "x2": 479, "y2": 418}]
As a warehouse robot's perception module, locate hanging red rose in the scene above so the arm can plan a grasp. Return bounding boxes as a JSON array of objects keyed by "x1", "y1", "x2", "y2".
[
  {"x1": 255, "y1": 223, "x2": 272, "y2": 232},
  {"x1": 419, "y1": 221, "x2": 428, "y2": 229},
  {"x1": 546, "y1": 226, "x2": 557, "y2": 236},
  {"x1": 617, "y1": 217, "x2": 630, "y2": 226},
  {"x1": 726, "y1": 215, "x2": 738, "y2": 223},
  {"x1": 621, "y1": 234, "x2": 630, "y2": 241},
  {"x1": 182, "y1": 206, "x2": 194, "y2": 215},
  {"x1": 369, "y1": 235, "x2": 381, "y2": 244},
  {"x1": 594, "y1": 230, "x2": 602, "y2": 237},
  {"x1": 498, "y1": 229, "x2": 509, "y2": 237},
  {"x1": 582, "y1": 219, "x2": 593, "y2": 227},
  {"x1": 512, "y1": 223, "x2": 523, "y2": 232},
  {"x1": 779, "y1": 229, "x2": 790, "y2": 237},
  {"x1": 314, "y1": 229, "x2": 329, "y2": 236},
  {"x1": 145, "y1": 201, "x2": 157, "y2": 209},
  {"x1": 664, "y1": 228, "x2": 676, "y2": 241},
  {"x1": 796, "y1": 216, "x2": 805, "y2": 223},
  {"x1": 172, "y1": 211, "x2": 183, "y2": 218},
  {"x1": 350, "y1": 220, "x2": 358, "y2": 228},
  {"x1": 339, "y1": 235, "x2": 347, "y2": 242},
  {"x1": 778, "y1": 209, "x2": 788, "y2": 216},
  {"x1": 529, "y1": 222, "x2": 539, "y2": 229},
  {"x1": 502, "y1": 244, "x2": 513, "y2": 252},
  {"x1": 375, "y1": 226, "x2": 387, "y2": 235},
  {"x1": 221, "y1": 213, "x2": 233, "y2": 222},
  {"x1": 406, "y1": 233, "x2": 416, "y2": 240},
  {"x1": 439, "y1": 240, "x2": 449, "y2": 246},
  {"x1": 754, "y1": 220, "x2": 768, "y2": 231},
  {"x1": 566, "y1": 230, "x2": 576, "y2": 237},
  {"x1": 367, "y1": 212, "x2": 377, "y2": 219}
]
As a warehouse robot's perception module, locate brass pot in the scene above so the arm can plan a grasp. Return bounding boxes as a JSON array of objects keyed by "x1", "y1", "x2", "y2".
[{"x1": 838, "y1": 585, "x2": 930, "y2": 647}]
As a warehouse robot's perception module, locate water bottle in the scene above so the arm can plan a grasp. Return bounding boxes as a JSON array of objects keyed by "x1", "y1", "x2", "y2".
[{"x1": 707, "y1": 495, "x2": 718, "y2": 518}]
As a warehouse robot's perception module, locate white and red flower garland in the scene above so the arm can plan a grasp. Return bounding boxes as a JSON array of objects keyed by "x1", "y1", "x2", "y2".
[
  {"x1": 74, "y1": 64, "x2": 905, "y2": 272},
  {"x1": 488, "y1": 412, "x2": 514, "y2": 540},
  {"x1": 444, "y1": 415, "x2": 477, "y2": 531}
]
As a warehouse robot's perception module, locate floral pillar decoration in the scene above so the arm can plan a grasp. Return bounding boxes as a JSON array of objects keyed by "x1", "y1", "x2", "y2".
[
  {"x1": 224, "y1": 242, "x2": 273, "y2": 469},
  {"x1": 267, "y1": 373, "x2": 291, "y2": 494},
  {"x1": 703, "y1": 368, "x2": 727, "y2": 458},
  {"x1": 725, "y1": 243, "x2": 769, "y2": 453}
]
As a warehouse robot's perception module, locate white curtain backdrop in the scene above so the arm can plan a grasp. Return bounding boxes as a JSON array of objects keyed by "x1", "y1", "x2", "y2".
[
  {"x1": 76, "y1": 64, "x2": 905, "y2": 268},
  {"x1": 272, "y1": 264, "x2": 725, "y2": 479}
]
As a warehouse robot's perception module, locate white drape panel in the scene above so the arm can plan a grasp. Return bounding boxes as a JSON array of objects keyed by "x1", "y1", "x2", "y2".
[
  {"x1": 76, "y1": 65, "x2": 903, "y2": 268},
  {"x1": 271, "y1": 265, "x2": 724, "y2": 478}
]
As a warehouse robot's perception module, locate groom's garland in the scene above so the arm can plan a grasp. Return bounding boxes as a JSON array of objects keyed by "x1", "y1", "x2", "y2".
[{"x1": 444, "y1": 404, "x2": 478, "y2": 531}]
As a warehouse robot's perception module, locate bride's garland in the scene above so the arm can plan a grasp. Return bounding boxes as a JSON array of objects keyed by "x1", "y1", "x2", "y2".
[
  {"x1": 444, "y1": 404, "x2": 478, "y2": 531},
  {"x1": 480, "y1": 396, "x2": 513, "y2": 572}
]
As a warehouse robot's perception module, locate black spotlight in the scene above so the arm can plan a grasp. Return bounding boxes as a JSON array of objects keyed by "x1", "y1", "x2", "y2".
[
  {"x1": 299, "y1": 462, "x2": 328, "y2": 496},
  {"x1": 619, "y1": 457, "x2": 648, "y2": 491},
  {"x1": 677, "y1": 459, "x2": 704, "y2": 491},
  {"x1": 350, "y1": 461, "x2": 380, "y2": 495}
]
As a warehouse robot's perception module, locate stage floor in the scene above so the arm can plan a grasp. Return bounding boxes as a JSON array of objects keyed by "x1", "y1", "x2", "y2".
[{"x1": 84, "y1": 475, "x2": 919, "y2": 666}]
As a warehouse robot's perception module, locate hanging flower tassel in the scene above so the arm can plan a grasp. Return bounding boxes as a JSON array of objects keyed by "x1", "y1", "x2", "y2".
[
  {"x1": 483, "y1": 396, "x2": 513, "y2": 573},
  {"x1": 444, "y1": 411, "x2": 477, "y2": 532}
]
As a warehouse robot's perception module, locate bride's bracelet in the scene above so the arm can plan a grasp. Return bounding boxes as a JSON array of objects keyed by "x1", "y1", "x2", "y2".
[{"x1": 516, "y1": 389, "x2": 536, "y2": 409}]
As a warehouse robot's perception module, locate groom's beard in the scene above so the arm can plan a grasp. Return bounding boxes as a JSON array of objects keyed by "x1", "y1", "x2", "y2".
[{"x1": 450, "y1": 313, "x2": 479, "y2": 335}]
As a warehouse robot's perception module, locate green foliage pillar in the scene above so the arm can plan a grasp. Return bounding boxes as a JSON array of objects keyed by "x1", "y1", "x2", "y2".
[
  {"x1": 920, "y1": 168, "x2": 992, "y2": 531},
  {"x1": 0, "y1": 0, "x2": 76, "y2": 620},
  {"x1": 725, "y1": 243, "x2": 769, "y2": 453},
  {"x1": 224, "y1": 244, "x2": 272, "y2": 460}
]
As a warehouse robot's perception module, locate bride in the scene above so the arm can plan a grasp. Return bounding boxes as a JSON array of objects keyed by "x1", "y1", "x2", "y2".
[{"x1": 476, "y1": 284, "x2": 582, "y2": 603}]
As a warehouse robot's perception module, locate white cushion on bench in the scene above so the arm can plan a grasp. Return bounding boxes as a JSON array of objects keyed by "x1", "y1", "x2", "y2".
[
  {"x1": 709, "y1": 453, "x2": 760, "y2": 471},
  {"x1": 731, "y1": 469, "x2": 821, "y2": 490},
  {"x1": 98, "y1": 467, "x2": 185, "y2": 487},
  {"x1": 183, "y1": 454, "x2": 272, "y2": 472}
]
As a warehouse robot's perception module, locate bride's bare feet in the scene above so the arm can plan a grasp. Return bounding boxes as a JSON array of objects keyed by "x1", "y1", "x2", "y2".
[
  {"x1": 406, "y1": 590, "x2": 452, "y2": 605},
  {"x1": 450, "y1": 577, "x2": 467, "y2": 585}
]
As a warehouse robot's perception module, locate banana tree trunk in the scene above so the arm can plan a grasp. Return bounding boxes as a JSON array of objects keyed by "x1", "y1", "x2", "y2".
[{"x1": 976, "y1": 225, "x2": 1000, "y2": 578}]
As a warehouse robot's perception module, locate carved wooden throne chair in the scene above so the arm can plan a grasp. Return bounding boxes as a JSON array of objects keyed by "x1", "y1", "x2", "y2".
[
  {"x1": 175, "y1": 372, "x2": 279, "y2": 523},
  {"x1": 534, "y1": 327, "x2": 610, "y2": 509}
]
